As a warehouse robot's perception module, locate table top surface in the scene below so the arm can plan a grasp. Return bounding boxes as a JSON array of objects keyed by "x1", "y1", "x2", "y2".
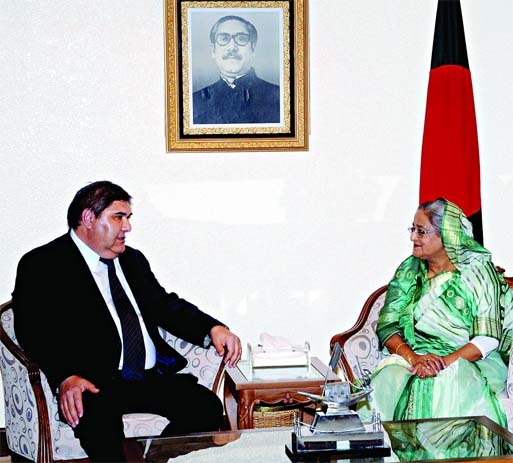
[
  {"x1": 225, "y1": 356, "x2": 339, "y2": 388},
  {"x1": 125, "y1": 416, "x2": 513, "y2": 462}
]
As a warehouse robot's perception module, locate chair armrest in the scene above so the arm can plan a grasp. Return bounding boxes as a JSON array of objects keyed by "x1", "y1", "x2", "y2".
[
  {"x1": 160, "y1": 330, "x2": 225, "y2": 394},
  {"x1": 0, "y1": 300, "x2": 55, "y2": 463},
  {"x1": 330, "y1": 285, "x2": 388, "y2": 383}
]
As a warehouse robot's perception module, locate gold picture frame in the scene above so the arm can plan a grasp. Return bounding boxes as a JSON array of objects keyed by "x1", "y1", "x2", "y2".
[{"x1": 165, "y1": 0, "x2": 309, "y2": 152}]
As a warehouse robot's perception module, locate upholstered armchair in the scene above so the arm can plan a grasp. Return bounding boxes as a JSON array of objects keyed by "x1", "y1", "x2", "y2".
[
  {"x1": 330, "y1": 285, "x2": 388, "y2": 384},
  {"x1": 0, "y1": 299, "x2": 226, "y2": 463},
  {"x1": 330, "y1": 274, "x2": 513, "y2": 431}
]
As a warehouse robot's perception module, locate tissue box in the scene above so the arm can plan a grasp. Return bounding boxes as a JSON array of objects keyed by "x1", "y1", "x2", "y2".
[{"x1": 248, "y1": 342, "x2": 310, "y2": 368}]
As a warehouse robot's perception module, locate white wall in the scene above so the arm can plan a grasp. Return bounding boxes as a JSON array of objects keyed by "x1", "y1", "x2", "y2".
[{"x1": 2, "y1": 1, "x2": 513, "y2": 427}]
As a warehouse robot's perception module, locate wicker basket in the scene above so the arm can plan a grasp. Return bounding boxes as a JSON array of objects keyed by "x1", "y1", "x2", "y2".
[{"x1": 252, "y1": 403, "x2": 302, "y2": 428}]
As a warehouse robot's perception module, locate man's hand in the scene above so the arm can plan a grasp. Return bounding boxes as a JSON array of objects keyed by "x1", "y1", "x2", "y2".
[
  {"x1": 58, "y1": 375, "x2": 100, "y2": 427},
  {"x1": 210, "y1": 325, "x2": 242, "y2": 368}
]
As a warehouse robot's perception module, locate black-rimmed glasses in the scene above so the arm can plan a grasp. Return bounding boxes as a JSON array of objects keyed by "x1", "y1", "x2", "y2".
[
  {"x1": 407, "y1": 227, "x2": 438, "y2": 237},
  {"x1": 215, "y1": 32, "x2": 250, "y2": 47}
]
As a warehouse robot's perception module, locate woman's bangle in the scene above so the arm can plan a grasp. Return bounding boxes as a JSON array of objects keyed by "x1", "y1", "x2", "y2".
[{"x1": 395, "y1": 342, "x2": 409, "y2": 355}]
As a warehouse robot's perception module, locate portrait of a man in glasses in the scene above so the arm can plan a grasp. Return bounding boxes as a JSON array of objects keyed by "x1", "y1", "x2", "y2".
[{"x1": 192, "y1": 15, "x2": 281, "y2": 125}]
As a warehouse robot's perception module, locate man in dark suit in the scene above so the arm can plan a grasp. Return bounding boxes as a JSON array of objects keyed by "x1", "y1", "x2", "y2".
[
  {"x1": 12, "y1": 180, "x2": 242, "y2": 462},
  {"x1": 193, "y1": 15, "x2": 280, "y2": 124}
]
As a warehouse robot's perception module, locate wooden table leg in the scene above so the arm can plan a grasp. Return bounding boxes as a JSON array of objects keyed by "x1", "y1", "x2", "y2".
[{"x1": 238, "y1": 391, "x2": 256, "y2": 429}]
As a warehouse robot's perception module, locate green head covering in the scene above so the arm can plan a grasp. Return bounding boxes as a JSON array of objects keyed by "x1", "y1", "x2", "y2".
[{"x1": 438, "y1": 198, "x2": 491, "y2": 269}]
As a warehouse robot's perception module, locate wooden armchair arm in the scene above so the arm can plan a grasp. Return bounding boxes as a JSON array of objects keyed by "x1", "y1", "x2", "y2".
[
  {"x1": 0, "y1": 302, "x2": 41, "y2": 380},
  {"x1": 330, "y1": 286, "x2": 387, "y2": 349},
  {"x1": 0, "y1": 300, "x2": 55, "y2": 463},
  {"x1": 330, "y1": 285, "x2": 388, "y2": 383}
]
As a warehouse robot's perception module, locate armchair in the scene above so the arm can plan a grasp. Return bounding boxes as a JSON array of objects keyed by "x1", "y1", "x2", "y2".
[{"x1": 0, "y1": 299, "x2": 226, "y2": 463}]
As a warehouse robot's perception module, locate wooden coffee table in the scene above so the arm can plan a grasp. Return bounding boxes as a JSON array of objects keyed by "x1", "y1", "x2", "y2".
[{"x1": 223, "y1": 357, "x2": 340, "y2": 430}]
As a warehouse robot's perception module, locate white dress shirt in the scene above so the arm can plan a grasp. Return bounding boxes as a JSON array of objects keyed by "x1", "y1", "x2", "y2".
[{"x1": 70, "y1": 230, "x2": 156, "y2": 369}]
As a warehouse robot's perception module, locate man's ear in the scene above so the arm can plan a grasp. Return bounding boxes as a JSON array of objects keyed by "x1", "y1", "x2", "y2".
[{"x1": 81, "y1": 208, "x2": 95, "y2": 229}]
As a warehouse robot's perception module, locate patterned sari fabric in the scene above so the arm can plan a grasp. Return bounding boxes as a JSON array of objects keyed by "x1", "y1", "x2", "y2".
[{"x1": 358, "y1": 200, "x2": 513, "y2": 427}]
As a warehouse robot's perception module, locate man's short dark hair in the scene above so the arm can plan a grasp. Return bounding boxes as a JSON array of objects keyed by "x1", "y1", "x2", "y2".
[
  {"x1": 209, "y1": 15, "x2": 258, "y2": 48},
  {"x1": 67, "y1": 180, "x2": 132, "y2": 229}
]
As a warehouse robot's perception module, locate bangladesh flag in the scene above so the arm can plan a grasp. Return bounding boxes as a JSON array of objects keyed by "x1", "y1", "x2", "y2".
[{"x1": 419, "y1": 0, "x2": 483, "y2": 244}]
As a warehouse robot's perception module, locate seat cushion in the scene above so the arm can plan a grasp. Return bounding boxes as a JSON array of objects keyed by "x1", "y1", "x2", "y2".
[{"x1": 123, "y1": 412, "x2": 170, "y2": 437}]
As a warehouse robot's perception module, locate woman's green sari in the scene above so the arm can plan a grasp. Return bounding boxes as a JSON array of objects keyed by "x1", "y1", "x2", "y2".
[{"x1": 358, "y1": 200, "x2": 513, "y2": 428}]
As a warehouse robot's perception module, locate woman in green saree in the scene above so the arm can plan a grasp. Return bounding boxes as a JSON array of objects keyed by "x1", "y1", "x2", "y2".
[{"x1": 358, "y1": 198, "x2": 513, "y2": 428}]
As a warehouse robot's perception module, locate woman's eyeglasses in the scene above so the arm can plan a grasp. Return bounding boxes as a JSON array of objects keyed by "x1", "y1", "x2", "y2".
[{"x1": 407, "y1": 227, "x2": 438, "y2": 237}]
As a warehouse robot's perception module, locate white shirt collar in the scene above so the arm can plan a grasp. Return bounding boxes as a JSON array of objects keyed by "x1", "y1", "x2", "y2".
[
  {"x1": 221, "y1": 72, "x2": 247, "y2": 88},
  {"x1": 70, "y1": 229, "x2": 108, "y2": 271}
]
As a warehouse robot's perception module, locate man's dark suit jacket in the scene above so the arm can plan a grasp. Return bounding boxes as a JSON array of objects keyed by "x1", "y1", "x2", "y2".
[
  {"x1": 193, "y1": 68, "x2": 280, "y2": 124},
  {"x1": 12, "y1": 233, "x2": 222, "y2": 392}
]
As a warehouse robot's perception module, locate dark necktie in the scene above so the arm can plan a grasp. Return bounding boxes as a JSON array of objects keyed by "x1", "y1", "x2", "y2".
[{"x1": 100, "y1": 257, "x2": 145, "y2": 380}]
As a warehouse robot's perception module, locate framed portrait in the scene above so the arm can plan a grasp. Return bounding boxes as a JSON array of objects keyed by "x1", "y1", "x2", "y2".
[{"x1": 165, "y1": 0, "x2": 309, "y2": 152}]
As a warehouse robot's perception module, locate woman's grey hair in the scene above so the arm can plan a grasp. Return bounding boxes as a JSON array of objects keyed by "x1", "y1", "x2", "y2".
[{"x1": 418, "y1": 198, "x2": 446, "y2": 233}]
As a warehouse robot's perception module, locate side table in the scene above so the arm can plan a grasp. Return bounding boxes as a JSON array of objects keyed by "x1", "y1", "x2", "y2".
[{"x1": 223, "y1": 357, "x2": 339, "y2": 429}]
